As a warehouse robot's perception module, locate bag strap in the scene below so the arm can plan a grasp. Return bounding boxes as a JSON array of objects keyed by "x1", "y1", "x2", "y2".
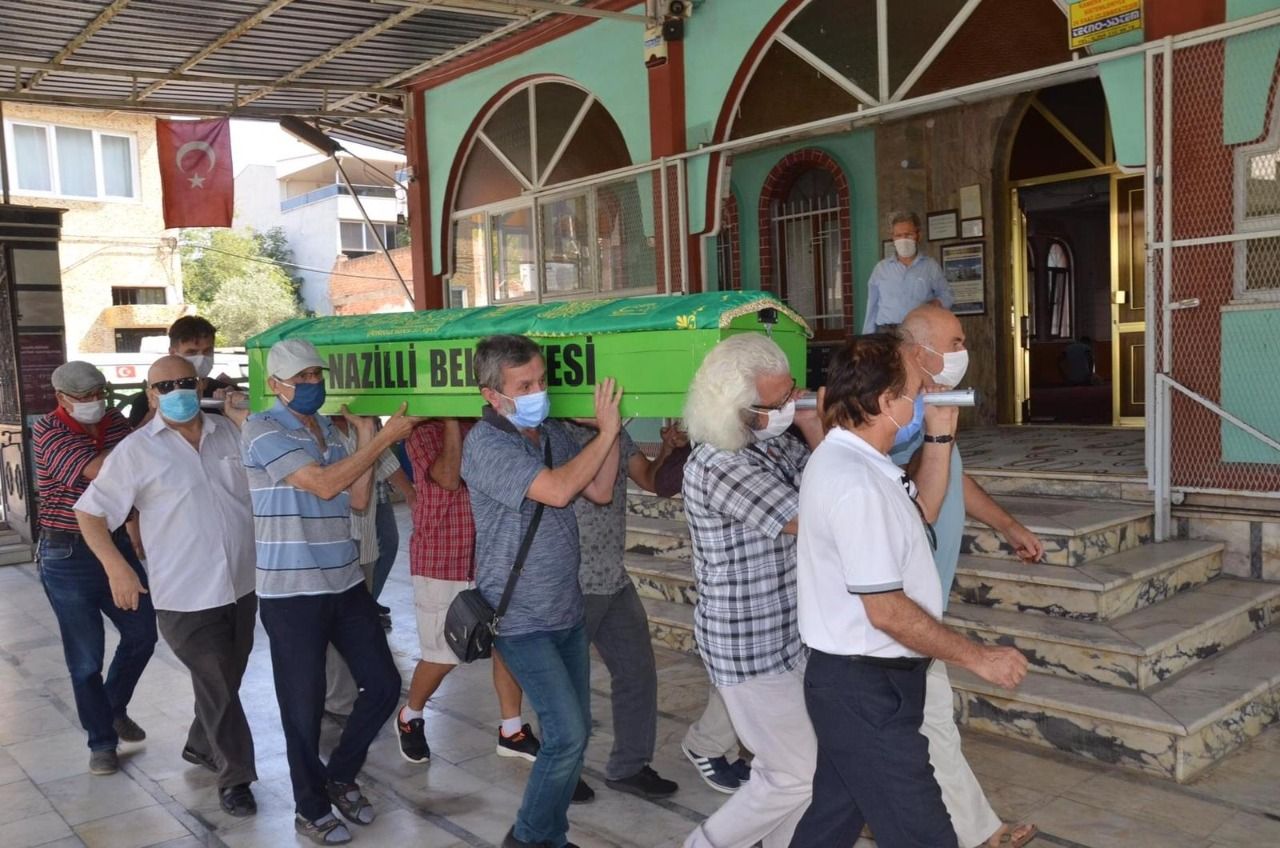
[{"x1": 493, "y1": 435, "x2": 553, "y2": 625}]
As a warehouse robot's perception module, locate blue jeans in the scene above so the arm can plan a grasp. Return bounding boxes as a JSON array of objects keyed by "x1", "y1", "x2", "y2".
[
  {"x1": 371, "y1": 499, "x2": 398, "y2": 601},
  {"x1": 259, "y1": 583, "x2": 401, "y2": 820},
  {"x1": 495, "y1": 623, "x2": 590, "y2": 847},
  {"x1": 38, "y1": 530, "x2": 157, "y2": 752}
]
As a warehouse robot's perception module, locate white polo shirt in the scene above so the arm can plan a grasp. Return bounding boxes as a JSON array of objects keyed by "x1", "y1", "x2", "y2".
[
  {"x1": 77, "y1": 413, "x2": 256, "y2": 612},
  {"x1": 796, "y1": 427, "x2": 943, "y2": 658}
]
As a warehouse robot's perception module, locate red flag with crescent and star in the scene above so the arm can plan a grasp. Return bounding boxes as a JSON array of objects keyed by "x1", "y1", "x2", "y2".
[{"x1": 156, "y1": 118, "x2": 234, "y2": 229}]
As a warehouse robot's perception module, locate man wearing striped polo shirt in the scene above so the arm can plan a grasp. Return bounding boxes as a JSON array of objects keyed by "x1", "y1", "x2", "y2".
[{"x1": 242, "y1": 338, "x2": 420, "y2": 846}]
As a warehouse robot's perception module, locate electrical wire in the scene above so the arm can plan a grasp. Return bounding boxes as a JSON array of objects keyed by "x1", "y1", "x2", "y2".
[{"x1": 179, "y1": 240, "x2": 405, "y2": 281}]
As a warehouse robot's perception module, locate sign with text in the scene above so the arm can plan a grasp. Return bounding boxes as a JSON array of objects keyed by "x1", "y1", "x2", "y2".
[{"x1": 1069, "y1": 0, "x2": 1142, "y2": 50}]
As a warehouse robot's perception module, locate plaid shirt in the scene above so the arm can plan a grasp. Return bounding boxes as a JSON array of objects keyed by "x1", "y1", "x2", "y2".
[
  {"x1": 683, "y1": 433, "x2": 809, "y2": 686},
  {"x1": 406, "y1": 421, "x2": 475, "y2": 581},
  {"x1": 32, "y1": 407, "x2": 133, "y2": 533}
]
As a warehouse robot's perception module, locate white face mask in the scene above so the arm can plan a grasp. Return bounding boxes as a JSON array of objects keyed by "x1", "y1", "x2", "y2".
[
  {"x1": 893, "y1": 237, "x2": 918, "y2": 259},
  {"x1": 924, "y1": 346, "x2": 969, "y2": 388},
  {"x1": 70, "y1": 399, "x2": 106, "y2": 424},
  {"x1": 183, "y1": 354, "x2": 214, "y2": 380},
  {"x1": 752, "y1": 399, "x2": 795, "y2": 441}
]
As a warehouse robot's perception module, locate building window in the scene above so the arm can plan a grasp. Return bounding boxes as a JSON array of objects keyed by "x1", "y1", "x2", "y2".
[
  {"x1": 449, "y1": 79, "x2": 645, "y2": 304},
  {"x1": 1234, "y1": 138, "x2": 1280, "y2": 299},
  {"x1": 4, "y1": 121, "x2": 136, "y2": 200},
  {"x1": 112, "y1": 287, "x2": 167, "y2": 306},
  {"x1": 340, "y1": 220, "x2": 398, "y2": 258},
  {"x1": 114, "y1": 328, "x2": 160, "y2": 353},
  {"x1": 1047, "y1": 240, "x2": 1073, "y2": 338}
]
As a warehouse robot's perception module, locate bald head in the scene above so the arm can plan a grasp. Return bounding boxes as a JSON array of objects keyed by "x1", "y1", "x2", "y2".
[
  {"x1": 148, "y1": 354, "x2": 197, "y2": 384},
  {"x1": 900, "y1": 304, "x2": 963, "y2": 352}
]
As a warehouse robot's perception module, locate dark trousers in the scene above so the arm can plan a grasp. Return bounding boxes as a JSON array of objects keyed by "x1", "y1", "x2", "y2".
[
  {"x1": 789, "y1": 651, "x2": 957, "y2": 848},
  {"x1": 259, "y1": 583, "x2": 401, "y2": 820},
  {"x1": 156, "y1": 593, "x2": 258, "y2": 788},
  {"x1": 583, "y1": 583, "x2": 657, "y2": 780},
  {"x1": 38, "y1": 529, "x2": 157, "y2": 752},
  {"x1": 370, "y1": 500, "x2": 398, "y2": 601}
]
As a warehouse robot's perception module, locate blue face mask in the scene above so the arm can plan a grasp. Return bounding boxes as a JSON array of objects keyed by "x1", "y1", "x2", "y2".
[
  {"x1": 891, "y1": 393, "x2": 925, "y2": 447},
  {"x1": 501, "y1": 390, "x2": 550, "y2": 429},
  {"x1": 158, "y1": 388, "x2": 200, "y2": 423},
  {"x1": 284, "y1": 381, "x2": 326, "y2": 416}
]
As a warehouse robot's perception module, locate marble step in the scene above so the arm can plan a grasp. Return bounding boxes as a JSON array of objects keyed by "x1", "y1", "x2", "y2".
[
  {"x1": 951, "y1": 540, "x2": 1223, "y2": 621},
  {"x1": 624, "y1": 515, "x2": 692, "y2": 562},
  {"x1": 965, "y1": 469, "x2": 1152, "y2": 504},
  {"x1": 946, "y1": 576, "x2": 1280, "y2": 689},
  {"x1": 628, "y1": 552, "x2": 697, "y2": 605},
  {"x1": 962, "y1": 495, "x2": 1153, "y2": 566},
  {"x1": 950, "y1": 628, "x2": 1280, "y2": 783},
  {"x1": 0, "y1": 542, "x2": 33, "y2": 566},
  {"x1": 0, "y1": 529, "x2": 20, "y2": 545},
  {"x1": 641, "y1": 595, "x2": 696, "y2": 655}
]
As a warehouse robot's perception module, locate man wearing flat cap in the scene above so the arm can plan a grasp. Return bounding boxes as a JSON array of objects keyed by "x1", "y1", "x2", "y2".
[
  {"x1": 241, "y1": 338, "x2": 421, "y2": 845},
  {"x1": 31, "y1": 361, "x2": 157, "y2": 777}
]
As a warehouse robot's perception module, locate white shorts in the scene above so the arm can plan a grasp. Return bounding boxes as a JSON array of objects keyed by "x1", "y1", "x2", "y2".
[{"x1": 413, "y1": 576, "x2": 474, "y2": 665}]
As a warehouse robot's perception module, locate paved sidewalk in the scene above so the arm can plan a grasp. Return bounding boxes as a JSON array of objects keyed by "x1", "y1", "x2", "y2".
[{"x1": 0, "y1": 505, "x2": 1277, "y2": 847}]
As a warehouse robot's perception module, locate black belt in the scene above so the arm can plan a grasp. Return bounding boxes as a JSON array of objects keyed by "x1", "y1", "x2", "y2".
[
  {"x1": 41, "y1": 527, "x2": 129, "y2": 544},
  {"x1": 849, "y1": 654, "x2": 931, "y2": 671}
]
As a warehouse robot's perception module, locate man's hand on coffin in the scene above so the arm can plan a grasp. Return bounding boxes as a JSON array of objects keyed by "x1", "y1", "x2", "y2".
[
  {"x1": 381, "y1": 402, "x2": 424, "y2": 443},
  {"x1": 594, "y1": 377, "x2": 623, "y2": 438}
]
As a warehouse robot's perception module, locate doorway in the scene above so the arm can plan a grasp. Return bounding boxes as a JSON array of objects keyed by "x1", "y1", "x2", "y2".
[{"x1": 1005, "y1": 79, "x2": 1145, "y2": 426}]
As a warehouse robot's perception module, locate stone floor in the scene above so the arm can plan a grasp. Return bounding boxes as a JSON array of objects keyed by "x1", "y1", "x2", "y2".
[
  {"x1": 960, "y1": 427, "x2": 1147, "y2": 477},
  {"x1": 1, "y1": 505, "x2": 1278, "y2": 848}
]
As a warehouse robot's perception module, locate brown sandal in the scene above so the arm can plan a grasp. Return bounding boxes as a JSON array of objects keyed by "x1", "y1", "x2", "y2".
[{"x1": 990, "y1": 823, "x2": 1038, "y2": 847}]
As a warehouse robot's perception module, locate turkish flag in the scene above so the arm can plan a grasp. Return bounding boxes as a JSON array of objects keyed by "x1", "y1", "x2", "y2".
[{"x1": 157, "y1": 118, "x2": 234, "y2": 229}]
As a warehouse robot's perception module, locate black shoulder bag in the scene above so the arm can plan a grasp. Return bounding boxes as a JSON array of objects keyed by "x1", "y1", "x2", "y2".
[{"x1": 444, "y1": 437, "x2": 552, "y2": 663}]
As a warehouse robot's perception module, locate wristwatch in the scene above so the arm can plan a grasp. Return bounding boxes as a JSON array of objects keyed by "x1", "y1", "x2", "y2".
[{"x1": 922, "y1": 434, "x2": 955, "y2": 444}]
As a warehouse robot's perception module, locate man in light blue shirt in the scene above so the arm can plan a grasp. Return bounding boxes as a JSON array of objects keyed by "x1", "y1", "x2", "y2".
[{"x1": 862, "y1": 211, "x2": 954, "y2": 333}]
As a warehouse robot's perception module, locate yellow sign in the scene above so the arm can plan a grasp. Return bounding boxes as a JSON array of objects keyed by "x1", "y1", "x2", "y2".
[{"x1": 1069, "y1": 0, "x2": 1142, "y2": 50}]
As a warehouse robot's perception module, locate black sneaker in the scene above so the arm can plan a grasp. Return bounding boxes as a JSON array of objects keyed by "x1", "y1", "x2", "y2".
[
  {"x1": 113, "y1": 714, "x2": 146, "y2": 743},
  {"x1": 496, "y1": 723, "x2": 540, "y2": 762},
  {"x1": 501, "y1": 827, "x2": 582, "y2": 848},
  {"x1": 730, "y1": 757, "x2": 751, "y2": 782},
  {"x1": 681, "y1": 743, "x2": 740, "y2": 794},
  {"x1": 219, "y1": 783, "x2": 257, "y2": 817},
  {"x1": 606, "y1": 765, "x2": 678, "y2": 799},
  {"x1": 571, "y1": 778, "x2": 594, "y2": 804},
  {"x1": 181, "y1": 745, "x2": 218, "y2": 772},
  {"x1": 396, "y1": 710, "x2": 430, "y2": 764}
]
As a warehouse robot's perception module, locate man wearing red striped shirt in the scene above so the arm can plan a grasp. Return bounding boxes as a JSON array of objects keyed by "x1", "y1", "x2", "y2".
[
  {"x1": 31, "y1": 361, "x2": 157, "y2": 776},
  {"x1": 394, "y1": 418, "x2": 535, "y2": 765}
]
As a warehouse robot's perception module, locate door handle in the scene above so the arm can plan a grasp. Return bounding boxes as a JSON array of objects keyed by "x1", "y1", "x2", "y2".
[{"x1": 1020, "y1": 316, "x2": 1031, "y2": 350}]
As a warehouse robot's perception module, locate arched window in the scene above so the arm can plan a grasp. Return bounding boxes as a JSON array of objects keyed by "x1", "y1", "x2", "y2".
[
  {"x1": 448, "y1": 80, "x2": 647, "y2": 306},
  {"x1": 1047, "y1": 239, "x2": 1073, "y2": 338},
  {"x1": 759, "y1": 150, "x2": 852, "y2": 338}
]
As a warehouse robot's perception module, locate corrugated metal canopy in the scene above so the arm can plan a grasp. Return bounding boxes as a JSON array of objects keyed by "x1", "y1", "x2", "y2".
[{"x1": 0, "y1": 0, "x2": 644, "y2": 152}]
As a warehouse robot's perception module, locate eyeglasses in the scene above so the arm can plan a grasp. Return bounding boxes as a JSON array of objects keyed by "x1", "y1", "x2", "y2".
[
  {"x1": 748, "y1": 379, "x2": 797, "y2": 413},
  {"x1": 902, "y1": 473, "x2": 938, "y2": 552},
  {"x1": 58, "y1": 388, "x2": 105, "y2": 402},
  {"x1": 152, "y1": 377, "x2": 199, "y2": 395}
]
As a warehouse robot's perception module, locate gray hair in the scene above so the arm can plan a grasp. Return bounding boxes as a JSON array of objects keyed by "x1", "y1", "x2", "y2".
[
  {"x1": 683, "y1": 334, "x2": 792, "y2": 452},
  {"x1": 474, "y1": 334, "x2": 542, "y2": 392},
  {"x1": 889, "y1": 210, "x2": 921, "y2": 231}
]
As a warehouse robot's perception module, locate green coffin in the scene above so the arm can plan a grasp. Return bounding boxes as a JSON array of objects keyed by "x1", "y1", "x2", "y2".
[{"x1": 246, "y1": 291, "x2": 811, "y2": 418}]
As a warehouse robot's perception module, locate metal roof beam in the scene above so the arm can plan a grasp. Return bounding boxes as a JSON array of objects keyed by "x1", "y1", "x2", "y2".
[
  {"x1": 130, "y1": 0, "x2": 298, "y2": 103},
  {"x1": 20, "y1": 0, "x2": 133, "y2": 92},
  {"x1": 0, "y1": 56, "x2": 401, "y2": 96},
  {"x1": 234, "y1": 6, "x2": 424, "y2": 108},
  {"x1": 0, "y1": 88, "x2": 396, "y2": 120},
  {"x1": 378, "y1": 0, "x2": 650, "y2": 24}
]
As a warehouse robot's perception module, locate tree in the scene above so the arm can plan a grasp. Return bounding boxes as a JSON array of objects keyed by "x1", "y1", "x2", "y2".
[
  {"x1": 180, "y1": 227, "x2": 303, "y2": 345},
  {"x1": 254, "y1": 226, "x2": 307, "y2": 308}
]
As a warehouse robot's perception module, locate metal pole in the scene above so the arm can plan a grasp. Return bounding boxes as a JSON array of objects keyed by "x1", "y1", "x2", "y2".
[
  {"x1": 334, "y1": 157, "x2": 414, "y2": 305},
  {"x1": 0, "y1": 99, "x2": 10, "y2": 205},
  {"x1": 1155, "y1": 38, "x2": 1174, "y2": 541},
  {"x1": 676, "y1": 158, "x2": 688, "y2": 294},
  {"x1": 659, "y1": 160, "x2": 671, "y2": 295}
]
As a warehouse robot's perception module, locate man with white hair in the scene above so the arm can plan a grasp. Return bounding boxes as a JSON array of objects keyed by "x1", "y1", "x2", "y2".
[{"x1": 679, "y1": 333, "x2": 823, "y2": 848}]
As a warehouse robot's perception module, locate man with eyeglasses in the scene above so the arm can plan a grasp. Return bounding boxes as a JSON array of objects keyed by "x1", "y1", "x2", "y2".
[
  {"x1": 242, "y1": 338, "x2": 421, "y2": 846},
  {"x1": 31, "y1": 361, "x2": 157, "y2": 777},
  {"x1": 679, "y1": 333, "x2": 824, "y2": 848},
  {"x1": 76, "y1": 355, "x2": 260, "y2": 817}
]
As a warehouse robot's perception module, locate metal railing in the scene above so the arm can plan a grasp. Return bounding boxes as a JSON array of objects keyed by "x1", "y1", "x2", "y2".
[{"x1": 281, "y1": 183, "x2": 398, "y2": 212}]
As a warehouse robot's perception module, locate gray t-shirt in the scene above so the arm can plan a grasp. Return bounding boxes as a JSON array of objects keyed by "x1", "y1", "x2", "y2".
[
  {"x1": 462, "y1": 408, "x2": 584, "y2": 637},
  {"x1": 564, "y1": 423, "x2": 637, "y2": 597}
]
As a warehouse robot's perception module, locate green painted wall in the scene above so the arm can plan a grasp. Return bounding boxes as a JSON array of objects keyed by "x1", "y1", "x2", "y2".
[
  {"x1": 1099, "y1": 54, "x2": 1146, "y2": 166},
  {"x1": 1221, "y1": 307, "x2": 1280, "y2": 464},
  {"x1": 1224, "y1": 0, "x2": 1280, "y2": 145},
  {"x1": 706, "y1": 132, "x2": 880, "y2": 332},
  {"x1": 422, "y1": 4, "x2": 652, "y2": 275}
]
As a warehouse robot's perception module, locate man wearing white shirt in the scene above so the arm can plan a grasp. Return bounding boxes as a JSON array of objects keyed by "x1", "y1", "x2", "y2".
[
  {"x1": 791, "y1": 335, "x2": 1026, "y2": 848},
  {"x1": 76, "y1": 355, "x2": 260, "y2": 818}
]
